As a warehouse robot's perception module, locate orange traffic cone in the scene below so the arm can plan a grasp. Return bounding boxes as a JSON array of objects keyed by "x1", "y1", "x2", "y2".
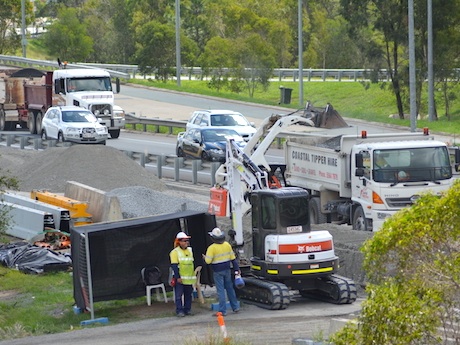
[{"x1": 216, "y1": 312, "x2": 230, "y2": 343}]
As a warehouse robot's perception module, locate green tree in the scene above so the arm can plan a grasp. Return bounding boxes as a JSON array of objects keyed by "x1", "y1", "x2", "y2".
[
  {"x1": 417, "y1": 0, "x2": 460, "y2": 120},
  {"x1": 200, "y1": 37, "x2": 234, "y2": 92},
  {"x1": 82, "y1": 0, "x2": 136, "y2": 64},
  {"x1": 41, "y1": 6, "x2": 93, "y2": 62},
  {"x1": 331, "y1": 181, "x2": 460, "y2": 344},
  {"x1": 134, "y1": 20, "x2": 197, "y2": 81},
  {"x1": 232, "y1": 34, "x2": 277, "y2": 97},
  {"x1": 340, "y1": 0, "x2": 408, "y2": 119},
  {"x1": 181, "y1": 0, "x2": 212, "y2": 55},
  {"x1": 0, "y1": 0, "x2": 34, "y2": 55}
]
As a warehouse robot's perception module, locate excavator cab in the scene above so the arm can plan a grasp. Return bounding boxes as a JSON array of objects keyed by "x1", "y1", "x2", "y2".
[{"x1": 250, "y1": 187, "x2": 310, "y2": 260}]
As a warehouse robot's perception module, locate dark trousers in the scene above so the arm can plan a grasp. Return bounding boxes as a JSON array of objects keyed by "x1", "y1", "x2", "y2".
[{"x1": 174, "y1": 283, "x2": 193, "y2": 314}]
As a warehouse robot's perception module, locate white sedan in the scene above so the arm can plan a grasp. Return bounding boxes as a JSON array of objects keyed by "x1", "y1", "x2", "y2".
[
  {"x1": 41, "y1": 106, "x2": 108, "y2": 144},
  {"x1": 186, "y1": 109, "x2": 256, "y2": 141}
]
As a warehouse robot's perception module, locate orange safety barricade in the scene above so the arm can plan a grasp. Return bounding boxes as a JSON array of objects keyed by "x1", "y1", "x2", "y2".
[{"x1": 208, "y1": 187, "x2": 228, "y2": 216}]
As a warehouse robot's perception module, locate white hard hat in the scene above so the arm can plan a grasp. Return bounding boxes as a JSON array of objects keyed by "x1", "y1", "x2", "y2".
[
  {"x1": 208, "y1": 227, "x2": 225, "y2": 240},
  {"x1": 176, "y1": 231, "x2": 191, "y2": 240}
]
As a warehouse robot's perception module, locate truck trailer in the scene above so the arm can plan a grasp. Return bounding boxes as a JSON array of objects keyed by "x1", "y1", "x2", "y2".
[
  {"x1": 284, "y1": 130, "x2": 455, "y2": 231},
  {"x1": 0, "y1": 67, "x2": 125, "y2": 138}
]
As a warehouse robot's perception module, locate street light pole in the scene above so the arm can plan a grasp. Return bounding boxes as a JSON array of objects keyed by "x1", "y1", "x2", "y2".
[
  {"x1": 21, "y1": 0, "x2": 27, "y2": 57},
  {"x1": 427, "y1": 0, "x2": 435, "y2": 121},
  {"x1": 408, "y1": 0, "x2": 417, "y2": 132},
  {"x1": 298, "y1": 0, "x2": 303, "y2": 107},
  {"x1": 175, "y1": 0, "x2": 181, "y2": 87}
]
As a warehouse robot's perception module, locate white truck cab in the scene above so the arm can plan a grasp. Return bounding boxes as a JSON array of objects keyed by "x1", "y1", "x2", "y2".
[{"x1": 52, "y1": 68, "x2": 125, "y2": 138}]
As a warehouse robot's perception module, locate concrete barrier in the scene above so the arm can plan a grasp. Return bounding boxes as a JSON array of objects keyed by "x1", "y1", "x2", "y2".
[
  {"x1": 1, "y1": 202, "x2": 54, "y2": 240},
  {"x1": 64, "y1": 181, "x2": 123, "y2": 222},
  {"x1": 2, "y1": 192, "x2": 71, "y2": 232}
]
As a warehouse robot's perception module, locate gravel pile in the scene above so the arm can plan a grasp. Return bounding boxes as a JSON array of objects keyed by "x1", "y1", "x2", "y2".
[
  {"x1": 1, "y1": 145, "x2": 167, "y2": 194},
  {"x1": 107, "y1": 186, "x2": 208, "y2": 219},
  {"x1": 0, "y1": 145, "x2": 208, "y2": 219}
]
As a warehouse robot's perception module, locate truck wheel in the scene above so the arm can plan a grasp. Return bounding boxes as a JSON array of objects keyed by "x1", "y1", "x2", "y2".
[
  {"x1": 0, "y1": 109, "x2": 5, "y2": 130},
  {"x1": 28, "y1": 111, "x2": 37, "y2": 134},
  {"x1": 109, "y1": 129, "x2": 120, "y2": 139},
  {"x1": 309, "y1": 197, "x2": 327, "y2": 224},
  {"x1": 35, "y1": 112, "x2": 43, "y2": 135},
  {"x1": 352, "y1": 206, "x2": 368, "y2": 231}
]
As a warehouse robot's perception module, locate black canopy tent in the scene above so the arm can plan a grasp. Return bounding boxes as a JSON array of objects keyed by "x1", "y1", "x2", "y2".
[{"x1": 71, "y1": 210, "x2": 216, "y2": 311}]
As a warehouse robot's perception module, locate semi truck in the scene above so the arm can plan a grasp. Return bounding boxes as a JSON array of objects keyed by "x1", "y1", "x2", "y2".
[
  {"x1": 284, "y1": 129, "x2": 455, "y2": 231},
  {"x1": 0, "y1": 67, "x2": 125, "y2": 138}
]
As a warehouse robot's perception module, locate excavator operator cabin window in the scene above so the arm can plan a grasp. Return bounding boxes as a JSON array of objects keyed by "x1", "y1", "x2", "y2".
[
  {"x1": 279, "y1": 197, "x2": 309, "y2": 229},
  {"x1": 261, "y1": 195, "x2": 276, "y2": 229}
]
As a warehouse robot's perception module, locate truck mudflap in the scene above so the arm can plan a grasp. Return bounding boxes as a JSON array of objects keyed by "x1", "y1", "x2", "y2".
[
  {"x1": 299, "y1": 274, "x2": 357, "y2": 304},
  {"x1": 236, "y1": 277, "x2": 291, "y2": 310}
]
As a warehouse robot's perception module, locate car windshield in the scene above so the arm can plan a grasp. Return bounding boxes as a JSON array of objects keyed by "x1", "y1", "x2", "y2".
[
  {"x1": 62, "y1": 111, "x2": 97, "y2": 123},
  {"x1": 210, "y1": 114, "x2": 249, "y2": 127},
  {"x1": 203, "y1": 129, "x2": 242, "y2": 142}
]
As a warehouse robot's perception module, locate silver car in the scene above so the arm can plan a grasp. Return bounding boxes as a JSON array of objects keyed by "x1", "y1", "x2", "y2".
[{"x1": 41, "y1": 106, "x2": 108, "y2": 144}]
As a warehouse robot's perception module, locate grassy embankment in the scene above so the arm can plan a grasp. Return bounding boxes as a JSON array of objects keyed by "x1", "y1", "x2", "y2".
[{"x1": 129, "y1": 77, "x2": 460, "y2": 143}]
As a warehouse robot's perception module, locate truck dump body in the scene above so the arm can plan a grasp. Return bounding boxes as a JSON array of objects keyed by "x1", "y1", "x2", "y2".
[
  {"x1": 285, "y1": 135, "x2": 352, "y2": 198},
  {"x1": 0, "y1": 68, "x2": 52, "y2": 132}
]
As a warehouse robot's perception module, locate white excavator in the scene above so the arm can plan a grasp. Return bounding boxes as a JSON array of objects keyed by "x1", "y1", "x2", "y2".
[{"x1": 208, "y1": 103, "x2": 357, "y2": 309}]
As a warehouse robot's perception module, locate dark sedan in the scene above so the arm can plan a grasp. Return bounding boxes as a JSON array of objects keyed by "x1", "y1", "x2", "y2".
[{"x1": 176, "y1": 128, "x2": 246, "y2": 162}]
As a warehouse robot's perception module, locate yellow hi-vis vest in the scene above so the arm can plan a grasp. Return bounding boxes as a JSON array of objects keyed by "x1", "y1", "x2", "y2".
[{"x1": 175, "y1": 247, "x2": 196, "y2": 285}]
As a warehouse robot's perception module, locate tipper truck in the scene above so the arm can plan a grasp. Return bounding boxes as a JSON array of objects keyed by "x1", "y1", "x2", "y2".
[
  {"x1": 284, "y1": 129, "x2": 455, "y2": 231},
  {"x1": 0, "y1": 67, "x2": 125, "y2": 138}
]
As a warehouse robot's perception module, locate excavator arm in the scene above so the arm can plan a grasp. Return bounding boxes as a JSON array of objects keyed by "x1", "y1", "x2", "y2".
[
  {"x1": 225, "y1": 138, "x2": 269, "y2": 246},
  {"x1": 215, "y1": 102, "x2": 348, "y2": 187}
]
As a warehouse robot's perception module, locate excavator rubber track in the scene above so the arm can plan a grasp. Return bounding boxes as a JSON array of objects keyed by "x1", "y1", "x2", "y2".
[
  {"x1": 236, "y1": 277, "x2": 291, "y2": 310},
  {"x1": 299, "y1": 274, "x2": 357, "y2": 304}
]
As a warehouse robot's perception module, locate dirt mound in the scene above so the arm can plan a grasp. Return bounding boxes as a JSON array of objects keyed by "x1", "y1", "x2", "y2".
[{"x1": 1, "y1": 145, "x2": 167, "y2": 193}]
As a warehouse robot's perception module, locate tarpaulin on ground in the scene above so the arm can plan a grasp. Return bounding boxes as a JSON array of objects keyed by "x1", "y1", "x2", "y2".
[
  {"x1": 71, "y1": 210, "x2": 216, "y2": 311},
  {"x1": 0, "y1": 242, "x2": 72, "y2": 274}
]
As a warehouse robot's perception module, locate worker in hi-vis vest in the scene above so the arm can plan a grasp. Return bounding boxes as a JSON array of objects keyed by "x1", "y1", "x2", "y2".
[{"x1": 170, "y1": 231, "x2": 196, "y2": 317}]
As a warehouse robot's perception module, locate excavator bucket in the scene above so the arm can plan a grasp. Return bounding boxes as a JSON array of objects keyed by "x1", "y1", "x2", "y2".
[{"x1": 303, "y1": 102, "x2": 349, "y2": 129}]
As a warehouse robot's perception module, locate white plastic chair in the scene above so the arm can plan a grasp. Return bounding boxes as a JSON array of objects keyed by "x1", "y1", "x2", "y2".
[
  {"x1": 141, "y1": 267, "x2": 168, "y2": 305},
  {"x1": 146, "y1": 283, "x2": 167, "y2": 305}
]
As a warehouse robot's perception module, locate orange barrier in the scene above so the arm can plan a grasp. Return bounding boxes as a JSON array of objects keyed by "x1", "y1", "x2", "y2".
[{"x1": 208, "y1": 187, "x2": 228, "y2": 216}]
